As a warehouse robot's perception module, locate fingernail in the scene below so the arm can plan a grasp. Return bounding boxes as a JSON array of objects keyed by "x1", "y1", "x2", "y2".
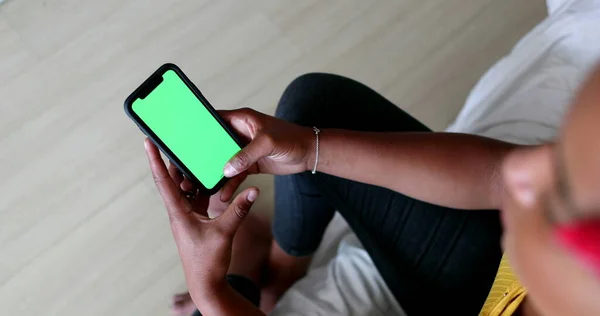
[
  {"x1": 224, "y1": 163, "x2": 236, "y2": 177},
  {"x1": 144, "y1": 139, "x2": 149, "y2": 150},
  {"x1": 247, "y1": 189, "x2": 258, "y2": 202}
]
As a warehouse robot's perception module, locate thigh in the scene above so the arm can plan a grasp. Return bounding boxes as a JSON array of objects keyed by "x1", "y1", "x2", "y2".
[
  {"x1": 312, "y1": 173, "x2": 502, "y2": 315},
  {"x1": 276, "y1": 170, "x2": 501, "y2": 315},
  {"x1": 274, "y1": 73, "x2": 431, "y2": 256},
  {"x1": 276, "y1": 73, "x2": 430, "y2": 132}
]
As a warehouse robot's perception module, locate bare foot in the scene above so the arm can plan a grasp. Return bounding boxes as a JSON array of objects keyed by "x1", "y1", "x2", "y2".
[{"x1": 170, "y1": 292, "x2": 196, "y2": 316}]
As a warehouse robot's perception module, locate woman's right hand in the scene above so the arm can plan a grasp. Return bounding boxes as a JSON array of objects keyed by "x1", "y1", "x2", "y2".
[{"x1": 219, "y1": 108, "x2": 315, "y2": 177}]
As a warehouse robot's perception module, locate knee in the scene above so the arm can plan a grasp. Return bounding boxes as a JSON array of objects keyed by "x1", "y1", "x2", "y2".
[{"x1": 275, "y1": 73, "x2": 346, "y2": 125}]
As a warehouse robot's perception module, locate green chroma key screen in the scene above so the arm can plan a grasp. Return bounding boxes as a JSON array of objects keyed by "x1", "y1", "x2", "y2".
[{"x1": 132, "y1": 70, "x2": 240, "y2": 189}]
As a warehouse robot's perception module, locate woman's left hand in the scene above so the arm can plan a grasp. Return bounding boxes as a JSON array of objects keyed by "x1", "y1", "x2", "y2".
[{"x1": 144, "y1": 139, "x2": 259, "y2": 300}]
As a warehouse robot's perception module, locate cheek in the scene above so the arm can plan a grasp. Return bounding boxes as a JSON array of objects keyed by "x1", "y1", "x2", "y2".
[
  {"x1": 504, "y1": 228, "x2": 560, "y2": 314},
  {"x1": 504, "y1": 233, "x2": 537, "y2": 285},
  {"x1": 501, "y1": 193, "x2": 552, "y2": 297},
  {"x1": 502, "y1": 220, "x2": 535, "y2": 285},
  {"x1": 501, "y1": 198, "x2": 531, "y2": 279},
  {"x1": 502, "y1": 196, "x2": 600, "y2": 315},
  {"x1": 500, "y1": 201, "x2": 511, "y2": 230},
  {"x1": 500, "y1": 146, "x2": 555, "y2": 277}
]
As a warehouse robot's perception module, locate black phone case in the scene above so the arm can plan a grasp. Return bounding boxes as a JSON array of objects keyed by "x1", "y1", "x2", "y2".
[{"x1": 124, "y1": 63, "x2": 244, "y2": 195}]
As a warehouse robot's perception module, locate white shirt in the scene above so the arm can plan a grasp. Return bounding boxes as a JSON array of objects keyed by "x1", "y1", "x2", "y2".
[{"x1": 447, "y1": 0, "x2": 600, "y2": 145}]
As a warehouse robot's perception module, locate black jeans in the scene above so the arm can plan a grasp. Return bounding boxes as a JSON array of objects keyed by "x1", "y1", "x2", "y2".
[
  {"x1": 272, "y1": 73, "x2": 503, "y2": 315},
  {"x1": 194, "y1": 73, "x2": 502, "y2": 316}
]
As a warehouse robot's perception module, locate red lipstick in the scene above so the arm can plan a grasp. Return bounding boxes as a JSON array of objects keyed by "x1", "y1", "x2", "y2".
[{"x1": 556, "y1": 219, "x2": 600, "y2": 275}]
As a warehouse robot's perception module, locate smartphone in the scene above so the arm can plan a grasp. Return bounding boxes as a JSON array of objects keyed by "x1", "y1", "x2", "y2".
[{"x1": 124, "y1": 63, "x2": 243, "y2": 195}]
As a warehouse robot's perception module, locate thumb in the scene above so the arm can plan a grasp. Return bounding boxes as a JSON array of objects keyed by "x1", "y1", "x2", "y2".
[
  {"x1": 218, "y1": 188, "x2": 260, "y2": 235},
  {"x1": 224, "y1": 134, "x2": 272, "y2": 177}
]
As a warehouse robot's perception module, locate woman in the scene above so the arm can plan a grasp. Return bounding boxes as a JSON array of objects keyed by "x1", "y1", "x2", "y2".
[
  {"x1": 147, "y1": 1, "x2": 600, "y2": 315},
  {"x1": 148, "y1": 66, "x2": 600, "y2": 316}
]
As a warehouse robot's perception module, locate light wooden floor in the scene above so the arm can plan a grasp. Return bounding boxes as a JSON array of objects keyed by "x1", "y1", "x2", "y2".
[{"x1": 0, "y1": 1, "x2": 545, "y2": 315}]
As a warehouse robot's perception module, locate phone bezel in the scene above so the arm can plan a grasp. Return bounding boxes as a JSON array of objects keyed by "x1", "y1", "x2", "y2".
[{"x1": 124, "y1": 63, "x2": 244, "y2": 195}]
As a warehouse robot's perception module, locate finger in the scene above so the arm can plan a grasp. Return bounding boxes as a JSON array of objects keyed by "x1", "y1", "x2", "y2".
[
  {"x1": 191, "y1": 194, "x2": 210, "y2": 218},
  {"x1": 218, "y1": 187, "x2": 259, "y2": 236},
  {"x1": 167, "y1": 163, "x2": 196, "y2": 193},
  {"x1": 180, "y1": 176, "x2": 195, "y2": 192},
  {"x1": 220, "y1": 172, "x2": 248, "y2": 202},
  {"x1": 224, "y1": 134, "x2": 272, "y2": 178},
  {"x1": 172, "y1": 292, "x2": 191, "y2": 303},
  {"x1": 170, "y1": 292, "x2": 196, "y2": 315},
  {"x1": 168, "y1": 162, "x2": 184, "y2": 186},
  {"x1": 144, "y1": 139, "x2": 188, "y2": 218}
]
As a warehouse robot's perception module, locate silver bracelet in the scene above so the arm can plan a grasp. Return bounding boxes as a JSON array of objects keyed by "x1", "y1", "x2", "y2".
[{"x1": 311, "y1": 127, "x2": 320, "y2": 174}]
